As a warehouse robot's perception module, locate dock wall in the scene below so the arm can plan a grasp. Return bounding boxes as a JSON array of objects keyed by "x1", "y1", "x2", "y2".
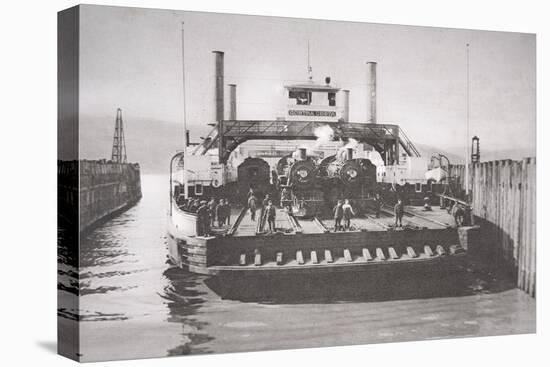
[
  {"x1": 451, "y1": 158, "x2": 536, "y2": 296},
  {"x1": 58, "y1": 160, "x2": 142, "y2": 232},
  {"x1": 79, "y1": 160, "x2": 142, "y2": 232}
]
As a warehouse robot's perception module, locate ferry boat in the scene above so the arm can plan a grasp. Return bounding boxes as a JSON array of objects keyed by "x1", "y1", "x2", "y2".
[{"x1": 166, "y1": 50, "x2": 470, "y2": 277}]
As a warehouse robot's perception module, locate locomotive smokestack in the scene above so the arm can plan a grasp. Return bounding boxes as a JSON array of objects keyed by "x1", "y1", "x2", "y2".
[
  {"x1": 346, "y1": 147, "x2": 353, "y2": 161},
  {"x1": 213, "y1": 51, "x2": 224, "y2": 122},
  {"x1": 366, "y1": 61, "x2": 377, "y2": 123},
  {"x1": 298, "y1": 148, "x2": 307, "y2": 160},
  {"x1": 228, "y1": 83, "x2": 237, "y2": 120},
  {"x1": 342, "y1": 90, "x2": 350, "y2": 122}
]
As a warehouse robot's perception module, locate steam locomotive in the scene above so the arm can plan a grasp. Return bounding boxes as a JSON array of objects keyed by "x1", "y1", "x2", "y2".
[
  {"x1": 276, "y1": 148, "x2": 324, "y2": 216},
  {"x1": 271, "y1": 147, "x2": 378, "y2": 217},
  {"x1": 319, "y1": 147, "x2": 378, "y2": 214}
]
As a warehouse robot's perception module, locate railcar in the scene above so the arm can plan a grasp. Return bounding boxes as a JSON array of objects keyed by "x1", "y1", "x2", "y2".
[{"x1": 237, "y1": 157, "x2": 272, "y2": 202}]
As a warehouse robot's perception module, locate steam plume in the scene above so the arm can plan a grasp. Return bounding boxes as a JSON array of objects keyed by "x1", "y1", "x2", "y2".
[{"x1": 313, "y1": 125, "x2": 335, "y2": 147}]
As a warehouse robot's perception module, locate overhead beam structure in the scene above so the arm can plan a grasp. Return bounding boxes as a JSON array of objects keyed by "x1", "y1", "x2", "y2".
[{"x1": 195, "y1": 120, "x2": 420, "y2": 165}]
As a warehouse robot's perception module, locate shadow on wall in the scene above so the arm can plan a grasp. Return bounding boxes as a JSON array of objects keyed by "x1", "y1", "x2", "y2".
[{"x1": 473, "y1": 216, "x2": 518, "y2": 265}]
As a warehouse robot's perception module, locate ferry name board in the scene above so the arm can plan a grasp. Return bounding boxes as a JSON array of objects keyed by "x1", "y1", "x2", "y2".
[{"x1": 288, "y1": 110, "x2": 337, "y2": 117}]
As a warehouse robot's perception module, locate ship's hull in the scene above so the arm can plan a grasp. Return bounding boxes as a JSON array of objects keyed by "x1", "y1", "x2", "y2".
[{"x1": 167, "y1": 203, "x2": 470, "y2": 278}]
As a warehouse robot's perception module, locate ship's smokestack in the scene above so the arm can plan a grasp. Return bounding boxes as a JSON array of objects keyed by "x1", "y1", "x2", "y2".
[
  {"x1": 366, "y1": 61, "x2": 377, "y2": 123},
  {"x1": 342, "y1": 90, "x2": 350, "y2": 122},
  {"x1": 228, "y1": 83, "x2": 237, "y2": 120},
  {"x1": 213, "y1": 51, "x2": 224, "y2": 122},
  {"x1": 298, "y1": 148, "x2": 307, "y2": 160},
  {"x1": 346, "y1": 147, "x2": 353, "y2": 161}
]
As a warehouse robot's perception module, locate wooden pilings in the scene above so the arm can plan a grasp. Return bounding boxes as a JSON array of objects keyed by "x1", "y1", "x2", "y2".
[{"x1": 452, "y1": 158, "x2": 536, "y2": 297}]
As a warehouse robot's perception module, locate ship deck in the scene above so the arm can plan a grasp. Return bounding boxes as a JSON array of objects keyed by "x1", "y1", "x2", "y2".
[
  {"x1": 228, "y1": 205, "x2": 455, "y2": 236},
  {"x1": 168, "y1": 205, "x2": 469, "y2": 276}
]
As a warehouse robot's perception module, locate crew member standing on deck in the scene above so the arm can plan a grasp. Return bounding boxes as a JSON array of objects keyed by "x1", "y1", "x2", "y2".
[
  {"x1": 216, "y1": 198, "x2": 225, "y2": 227},
  {"x1": 333, "y1": 200, "x2": 343, "y2": 232},
  {"x1": 207, "y1": 197, "x2": 217, "y2": 227},
  {"x1": 248, "y1": 194, "x2": 258, "y2": 221},
  {"x1": 262, "y1": 194, "x2": 271, "y2": 208},
  {"x1": 196, "y1": 200, "x2": 208, "y2": 236},
  {"x1": 261, "y1": 194, "x2": 271, "y2": 223},
  {"x1": 189, "y1": 198, "x2": 200, "y2": 213},
  {"x1": 394, "y1": 198, "x2": 404, "y2": 228},
  {"x1": 281, "y1": 187, "x2": 292, "y2": 212},
  {"x1": 452, "y1": 201, "x2": 465, "y2": 227},
  {"x1": 203, "y1": 200, "x2": 212, "y2": 236},
  {"x1": 224, "y1": 198, "x2": 231, "y2": 225},
  {"x1": 373, "y1": 193, "x2": 382, "y2": 218},
  {"x1": 342, "y1": 199, "x2": 355, "y2": 231},
  {"x1": 266, "y1": 200, "x2": 276, "y2": 233}
]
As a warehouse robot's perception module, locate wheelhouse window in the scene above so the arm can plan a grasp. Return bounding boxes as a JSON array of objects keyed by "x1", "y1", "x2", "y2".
[
  {"x1": 328, "y1": 92, "x2": 336, "y2": 106},
  {"x1": 195, "y1": 184, "x2": 203, "y2": 196},
  {"x1": 289, "y1": 90, "x2": 312, "y2": 105}
]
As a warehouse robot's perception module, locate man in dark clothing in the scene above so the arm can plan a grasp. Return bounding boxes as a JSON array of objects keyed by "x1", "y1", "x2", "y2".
[
  {"x1": 190, "y1": 199, "x2": 200, "y2": 213},
  {"x1": 333, "y1": 200, "x2": 343, "y2": 232},
  {"x1": 196, "y1": 201, "x2": 208, "y2": 236},
  {"x1": 176, "y1": 194, "x2": 186, "y2": 208},
  {"x1": 216, "y1": 198, "x2": 225, "y2": 227},
  {"x1": 266, "y1": 200, "x2": 276, "y2": 233},
  {"x1": 248, "y1": 194, "x2": 258, "y2": 221},
  {"x1": 452, "y1": 202, "x2": 465, "y2": 227},
  {"x1": 207, "y1": 198, "x2": 217, "y2": 227},
  {"x1": 373, "y1": 193, "x2": 382, "y2": 218},
  {"x1": 394, "y1": 198, "x2": 404, "y2": 228},
  {"x1": 261, "y1": 194, "x2": 271, "y2": 224},
  {"x1": 224, "y1": 199, "x2": 231, "y2": 225},
  {"x1": 281, "y1": 187, "x2": 292, "y2": 212}
]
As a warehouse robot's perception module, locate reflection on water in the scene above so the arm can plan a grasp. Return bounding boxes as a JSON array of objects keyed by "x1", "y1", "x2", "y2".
[
  {"x1": 58, "y1": 175, "x2": 536, "y2": 362},
  {"x1": 204, "y1": 263, "x2": 517, "y2": 304},
  {"x1": 161, "y1": 268, "x2": 214, "y2": 356}
]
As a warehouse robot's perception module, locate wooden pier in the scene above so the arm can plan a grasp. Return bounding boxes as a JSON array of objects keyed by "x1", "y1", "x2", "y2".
[{"x1": 449, "y1": 158, "x2": 536, "y2": 296}]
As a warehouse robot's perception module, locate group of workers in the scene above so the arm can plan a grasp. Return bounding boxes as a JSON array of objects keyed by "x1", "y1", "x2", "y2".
[
  {"x1": 332, "y1": 199, "x2": 356, "y2": 231},
  {"x1": 333, "y1": 195, "x2": 405, "y2": 230},
  {"x1": 179, "y1": 197, "x2": 231, "y2": 237},
  {"x1": 247, "y1": 190, "x2": 277, "y2": 233},
  {"x1": 179, "y1": 188, "x2": 467, "y2": 238}
]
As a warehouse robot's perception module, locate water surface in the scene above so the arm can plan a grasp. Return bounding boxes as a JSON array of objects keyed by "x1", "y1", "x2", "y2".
[{"x1": 58, "y1": 174, "x2": 536, "y2": 362}]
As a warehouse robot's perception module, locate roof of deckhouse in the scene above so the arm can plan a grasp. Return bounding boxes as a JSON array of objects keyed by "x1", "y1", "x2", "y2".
[{"x1": 285, "y1": 82, "x2": 341, "y2": 92}]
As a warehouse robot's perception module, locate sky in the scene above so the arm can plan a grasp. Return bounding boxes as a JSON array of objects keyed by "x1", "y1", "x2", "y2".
[{"x1": 77, "y1": 5, "x2": 536, "y2": 164}]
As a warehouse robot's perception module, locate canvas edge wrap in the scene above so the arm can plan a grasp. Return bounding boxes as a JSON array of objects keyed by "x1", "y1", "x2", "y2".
[{"x1": 57, "y1": 5, "x2": 81, "y2": 362}]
